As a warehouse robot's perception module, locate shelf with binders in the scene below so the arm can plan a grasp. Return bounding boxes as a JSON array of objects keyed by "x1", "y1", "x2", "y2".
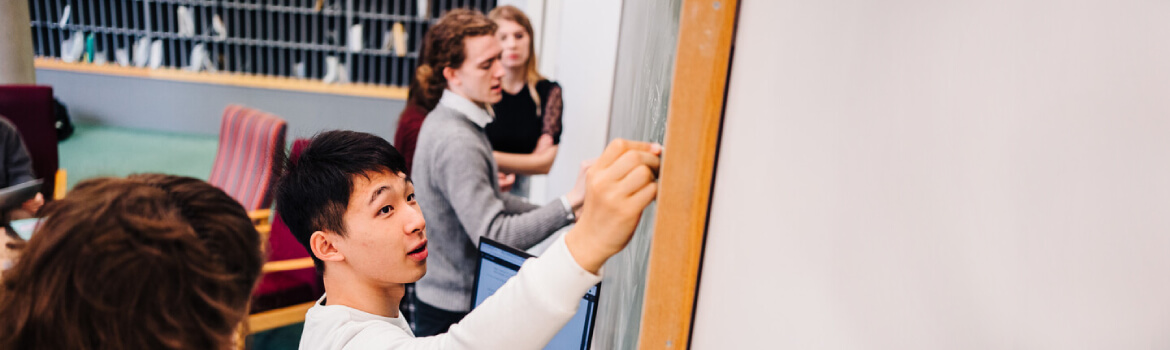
[{"x1": 27, "y1": 0, "x2": 440, "y2": 92}]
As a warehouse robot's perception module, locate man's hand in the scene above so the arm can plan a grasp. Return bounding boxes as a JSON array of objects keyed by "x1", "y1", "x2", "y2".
[
  {"x1": 23, "y1": 193, "x2": 44, "y2": 214},
  {"x1": 498, "y1": 172, "x2": 516, "y2": 193},
  {"x1": 9, "y1": 193, "x2": 45, "y2": 220},
  {"x1": 565, "y1": 139, "x2": 662, "y2": 274},
  {"x1": 565, "y1": 160, "x2": 593, "y2": 213}
]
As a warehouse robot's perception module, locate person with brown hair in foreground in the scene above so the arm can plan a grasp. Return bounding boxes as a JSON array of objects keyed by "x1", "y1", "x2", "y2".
[
  {"x1": 0, "y1": 174, "x2": 264, "y2": 349},
  {"x1": 277, "y1": 130, "x2": 660, "y2": 349}
]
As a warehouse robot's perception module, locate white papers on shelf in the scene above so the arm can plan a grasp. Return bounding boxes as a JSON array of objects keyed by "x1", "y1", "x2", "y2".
[
  {"x1": 322, "y1": 56, "x2": 340, "y2": 83},
  {"x1": 187, "y1": 44, "x2": 207, "y2": 72},
  {"x1": 322, "y1": 57, "x2": 350, "y2": 84},
  {"x1": 177, "y1": 6, "x2": 195, "y2": 37},
  {"x1": 133, "y1": 36, "x2": 151, "y2": 67},
  {"x1": 212, "y1": 14, "x2": 227, "y2": 41},
  {"x1": 203, "y1": 56, "x2": 218, "y2": 73},
  {"x1": 348, "y1": 24, "x2": 363, "y2": 53},
  {"x1": 59, "y1": 5, "x2": 71, "y2": 27},
  {"x1": 93, "y1": 50, "x2": 108, "y2": 65},
  {"x1": 293, "y1": 62, "x2": 306, "y2": 78},
  {"x1": 148, "y1": 40, "x2": 164, "y2": 69},
  {"x1": 114, "y1": 47, "x2": 130, "y2": 66},
  {"x1": 60, "y1": 31, "x2": 84, "y2": 63},
  {"x1": 337, "y1": 63, "x2": 350, "y2": 83}
]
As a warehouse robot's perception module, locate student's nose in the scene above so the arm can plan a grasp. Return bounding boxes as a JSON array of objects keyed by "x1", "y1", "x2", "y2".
[
  {"x1": 404, "y1": 205, "x2": 426, "y2": 236},
  {"x1": 492, "y1": 61, "x2": 505, "y2": 79}
]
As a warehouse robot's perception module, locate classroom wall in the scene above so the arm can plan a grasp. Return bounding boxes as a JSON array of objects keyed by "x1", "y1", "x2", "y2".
[
  {"x1": 538, "y1": 0, "x2": 623, "y2": 203},
  {"x1": 692, "y1": 0, "x2": 1170, "y2": 348},
  {"x1": 36, "y1": 69, "x2": 403, "y2": 141}
]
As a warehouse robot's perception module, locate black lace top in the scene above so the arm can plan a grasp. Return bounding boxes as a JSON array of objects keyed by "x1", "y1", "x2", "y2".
[{"x1": 486, "y1": 80, "x2": 563, "y2": 154}]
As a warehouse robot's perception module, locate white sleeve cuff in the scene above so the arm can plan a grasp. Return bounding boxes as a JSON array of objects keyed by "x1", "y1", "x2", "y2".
[{"x1": 559, "y1": 196, "x2": 576, "y2": 222}]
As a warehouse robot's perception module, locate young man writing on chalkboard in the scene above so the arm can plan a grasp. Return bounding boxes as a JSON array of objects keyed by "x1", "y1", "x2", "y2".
[{"x1": 276, "y1": 131, "x2": 660, "y2": 349}]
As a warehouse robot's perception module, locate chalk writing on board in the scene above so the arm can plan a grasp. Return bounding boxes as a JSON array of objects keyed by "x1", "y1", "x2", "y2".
[{"x1": 593, "y1": 0, "x2": 682, "y2": 348}]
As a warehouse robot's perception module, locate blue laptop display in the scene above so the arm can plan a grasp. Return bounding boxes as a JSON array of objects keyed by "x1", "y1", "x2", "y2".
[{"x1": 471, "y1": 237, "x2": 600, "y2": 350}]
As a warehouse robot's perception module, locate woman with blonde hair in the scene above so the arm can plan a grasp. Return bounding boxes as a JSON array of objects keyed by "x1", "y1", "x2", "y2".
[{"x1": 486, "y1": 5, "x2": 565, "y2": 196}]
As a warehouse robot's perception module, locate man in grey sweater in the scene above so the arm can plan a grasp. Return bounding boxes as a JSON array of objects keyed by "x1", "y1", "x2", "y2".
[
  {"x1": 408, "y1": 10, "x2": 586, "y2": 335},
  {"x1": 411, "y1": 88, "x2": 585, "y2": 336}
]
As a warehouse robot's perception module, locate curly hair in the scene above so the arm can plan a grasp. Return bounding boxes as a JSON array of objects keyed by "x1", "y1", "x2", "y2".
[
  {"x1": 415, "y1": 8, "x2": 498, "y2": 106},
  {"x1": 0, "y1": 174, "x2": 264, "y2": 349}
]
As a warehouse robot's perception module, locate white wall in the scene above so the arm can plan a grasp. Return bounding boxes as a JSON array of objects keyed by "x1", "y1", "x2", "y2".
[
  {"x1": 37, "y1": 69, "x2": 403, "y2": 141},
  {"x1": 538, "y1": 0, "x2": 623, "y2": 202},
  {"x1": 692, "y1": 1, "x2": 1170, "y2": 349}
]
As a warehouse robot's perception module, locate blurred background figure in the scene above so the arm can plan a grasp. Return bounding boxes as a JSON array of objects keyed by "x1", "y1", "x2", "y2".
[{"x1": 486, "y1": 5, "x2": 565, "y2": 198}]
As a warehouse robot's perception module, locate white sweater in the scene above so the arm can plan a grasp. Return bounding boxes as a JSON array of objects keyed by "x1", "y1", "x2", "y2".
[{"x1": 298, "y1": 236, "x2": 602, "y2": 350}]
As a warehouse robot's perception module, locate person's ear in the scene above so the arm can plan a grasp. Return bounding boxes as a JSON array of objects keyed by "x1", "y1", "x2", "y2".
[
  {"x1": 310, "y1": 231, "x2": 345, "y2": 264},
  {"x1": 443, "y1": 66, "x2": 460, "y2": 89}
]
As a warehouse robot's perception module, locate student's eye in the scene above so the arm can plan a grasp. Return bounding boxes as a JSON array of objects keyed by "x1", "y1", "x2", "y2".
[
  {"x1": 515, "y1": 33, "x2": 523, "y2": 40},
  {"x1": 407, "y1": 193, "x2": 416, "y2": 202},
  {"x1": 379, "y1": 205, "x2": 393, "y2": 215}
]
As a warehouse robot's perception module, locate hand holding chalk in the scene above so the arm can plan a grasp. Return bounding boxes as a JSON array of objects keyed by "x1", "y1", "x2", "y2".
[{"x1": 565, "y1": 139, "x2": 662, "y2": 274}]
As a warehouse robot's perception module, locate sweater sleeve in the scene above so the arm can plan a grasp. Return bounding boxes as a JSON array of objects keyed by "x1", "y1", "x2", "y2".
[
  {"x1": 499, "y1": 192, "x2": 539, "y2": 214},
  {"x1": 380, "y1": 236, "x2": 602, "y2": 350},
  {"x1": 435, "y1": 137, "x2": 572, "y2": 250}
]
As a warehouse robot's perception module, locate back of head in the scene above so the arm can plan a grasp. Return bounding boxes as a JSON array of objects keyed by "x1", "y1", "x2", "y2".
[
  {"x1": 0, "y1": 174, "x2": 263, "y2": 350},
  {"x1": 275, "y1": 130, "x2": 408, "y2": 272},
  {"x1": 415, "y1": 8, "x2": 498, "y2": 106}
]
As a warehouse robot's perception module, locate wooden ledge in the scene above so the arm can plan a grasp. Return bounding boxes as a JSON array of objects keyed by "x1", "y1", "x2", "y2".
[{"x1": 35, "y1": 58, "x2": 408, "y2": 100}]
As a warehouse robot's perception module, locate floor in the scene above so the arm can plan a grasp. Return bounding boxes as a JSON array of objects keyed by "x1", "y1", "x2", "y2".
[{"x1": 58, "y1": 124, "x2": 218, "y2": 189}]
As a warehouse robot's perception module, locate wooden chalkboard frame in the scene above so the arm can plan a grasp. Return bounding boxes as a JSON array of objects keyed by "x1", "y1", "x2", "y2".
[{"x1": 637, "y1": 0, "x2": 738, "y2": 349}]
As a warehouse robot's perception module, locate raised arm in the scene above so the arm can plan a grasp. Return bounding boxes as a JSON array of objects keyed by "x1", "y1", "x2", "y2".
[{"x1": 390, "y1": 139, "x2": 662, "y2": 350}]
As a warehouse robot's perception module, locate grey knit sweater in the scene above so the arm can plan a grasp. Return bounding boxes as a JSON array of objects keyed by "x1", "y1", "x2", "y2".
[{"x1": 411, "y1": 94, "x2": 573, "y2": 312}]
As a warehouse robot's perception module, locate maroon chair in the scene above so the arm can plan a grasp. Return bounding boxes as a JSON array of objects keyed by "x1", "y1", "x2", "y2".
[
  {"x1": 251, "y1": 139, "x2": 322, "y2": 314},
  {"x1": 0, "y1": 85, "x2": 58, "y2": 199},
  {"x1": 209, "y1": 105, "x2": 287, "y2": 211}
]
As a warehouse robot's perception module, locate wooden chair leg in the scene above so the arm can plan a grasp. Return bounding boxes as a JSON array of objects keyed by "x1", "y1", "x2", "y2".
[{"x1": 54, "y1": 169, "x2": 67, "y2": 200}]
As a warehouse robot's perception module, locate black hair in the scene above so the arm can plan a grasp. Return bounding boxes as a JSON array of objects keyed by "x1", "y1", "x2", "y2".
[{"x1": 274, "y1": 130, "x2": 408, "y2": 272}]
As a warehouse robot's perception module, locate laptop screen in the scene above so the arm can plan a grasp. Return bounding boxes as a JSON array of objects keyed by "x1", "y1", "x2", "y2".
[{"x1": 472, "y1": 237, "x2": 600, "y2": 350}]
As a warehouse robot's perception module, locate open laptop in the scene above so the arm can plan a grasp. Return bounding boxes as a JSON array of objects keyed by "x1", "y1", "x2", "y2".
[{"x1": 471, "y1": 237, "x2": 601, "y2": 350}]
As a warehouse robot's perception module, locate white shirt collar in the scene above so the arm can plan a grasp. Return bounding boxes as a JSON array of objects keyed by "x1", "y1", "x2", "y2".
[{"x1": 439, "y1": 89, "x2": 493, "y2": 128}]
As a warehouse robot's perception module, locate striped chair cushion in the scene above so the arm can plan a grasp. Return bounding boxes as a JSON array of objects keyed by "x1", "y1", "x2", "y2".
[{"x1": 209, "y1": 105, "x2": 287, "y2": 211}]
